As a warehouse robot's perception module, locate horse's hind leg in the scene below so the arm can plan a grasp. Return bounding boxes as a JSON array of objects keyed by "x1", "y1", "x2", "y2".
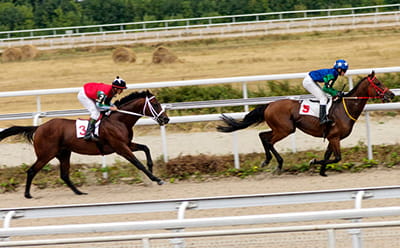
[
  {"x1": 259, "y1": 131, "x2": 284, "y2": 174},
  {"x1": 25, "y1": 156, "x2": 54, "y2": 199},
  {"x1": 129, "y1": 142, "x2": 153, "y2": 173},
  {"x1": 56, "y1": 150, "x2": 87, "y2": 195},
  {"x1": 258, "y1": 131, "x2": 273, "y2": 167}
]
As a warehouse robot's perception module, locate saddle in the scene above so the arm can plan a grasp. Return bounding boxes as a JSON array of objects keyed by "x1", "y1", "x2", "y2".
[
  {"x1": 75, "y1": 119, "x2": 100, "y2": 138},
  {"x1": 299, "y1": 99, "x2": 333, "y2": 118}
]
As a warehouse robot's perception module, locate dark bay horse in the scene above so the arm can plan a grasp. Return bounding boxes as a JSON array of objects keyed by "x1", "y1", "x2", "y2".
[
  {"x1": 0, "y1": 90, "x2": 169, "y2": 198},
  {"x1": 217, "y1": 71, "x2": 394, "y2": 176}
]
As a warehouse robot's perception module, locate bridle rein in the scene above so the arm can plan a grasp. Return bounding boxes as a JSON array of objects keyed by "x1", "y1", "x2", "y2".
[{"x1": 116, "y1": 96, "x2": 165, "y2": 121}]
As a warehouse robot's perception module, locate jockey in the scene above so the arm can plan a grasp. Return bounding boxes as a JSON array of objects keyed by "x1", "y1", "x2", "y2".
[
  {"x1": 77, "y1": 76, "x2": 127, "y2": 140},
  {"x1": 302, "y1": 59, "x2": 348, "y2": 125}
]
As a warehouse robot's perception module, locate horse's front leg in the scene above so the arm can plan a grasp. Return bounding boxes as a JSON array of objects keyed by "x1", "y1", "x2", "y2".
[
  {"x1": 129, "y1": 142, "x2": 153, "y2": 173},
  {"x1": 310, "y1": 140, "x2": 342, "y2": 177},
  {"x1": 117, "y1": 145, "x2": 164, "y2": 185}
]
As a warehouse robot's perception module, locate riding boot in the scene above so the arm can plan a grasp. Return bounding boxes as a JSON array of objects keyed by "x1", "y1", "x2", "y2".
[
  {"x1": 319, "y1": 105, "x2": 332, "y2": 125},
  {"x1": 84, "y1": 118, "x2": 96, "y2": 141}
]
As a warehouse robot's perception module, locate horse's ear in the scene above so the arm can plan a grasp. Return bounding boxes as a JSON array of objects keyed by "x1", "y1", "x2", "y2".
[
  {"x1": 369, "y1": 70, "x2": 375, "y2": 78},
  {"x1": 146, "y1": 89, "x2": 152, "y2": 96}
]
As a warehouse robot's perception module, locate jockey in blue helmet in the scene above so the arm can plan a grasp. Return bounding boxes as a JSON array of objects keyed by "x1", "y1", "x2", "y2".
[{"x1": 302, "y1": 59, "x2": 349, "y2": 125}]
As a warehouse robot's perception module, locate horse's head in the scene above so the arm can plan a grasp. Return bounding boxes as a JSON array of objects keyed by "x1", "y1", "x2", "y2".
[
  {"x1": 144, "y1": 91, "x2": 170, "y2": 125},
  {"x1": 116, "y1": 90, "x2": 170, "y2": 125},
  {"x1": 365, "y1": 71, "x2": 395, "y2": 102}
]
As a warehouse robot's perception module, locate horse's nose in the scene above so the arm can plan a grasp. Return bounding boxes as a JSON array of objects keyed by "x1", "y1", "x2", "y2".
[
  {"x1": 158, "y1": 116, "x2": 170, "y2": 125},
  {"x1": 384, "y1": 91, "x2": 395, "y2": 102},
  {"x1": 163, "y1": 116, "x2": 170, "y2": 125}
]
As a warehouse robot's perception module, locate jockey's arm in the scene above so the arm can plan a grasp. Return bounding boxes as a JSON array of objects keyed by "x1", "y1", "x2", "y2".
[
  {"x1": 95, "y1": 91, "x2": 113, "y2": 111},
  {"x1": 322, "y1": 85, "x2": 338, "y2": 96},
  {"x1": 322, "y1": 76, "x2": 339, "y2": 97}
]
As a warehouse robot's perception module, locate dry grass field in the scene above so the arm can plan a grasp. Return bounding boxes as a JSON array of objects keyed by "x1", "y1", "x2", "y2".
[{"x1": 0, "y1": 27, "x2": 399, "y2": 123}]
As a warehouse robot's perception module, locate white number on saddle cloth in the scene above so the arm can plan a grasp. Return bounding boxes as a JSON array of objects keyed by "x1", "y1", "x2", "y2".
[
  {"x1": 299, "y1": 99, "x2": 332, "y2": 118},
  {"x1": 75, "y1": 119, "x2": 100, "y2": 138}
]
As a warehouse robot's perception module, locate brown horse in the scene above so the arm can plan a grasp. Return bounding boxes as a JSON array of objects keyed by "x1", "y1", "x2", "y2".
[
  {"x1": 217, "y1": 71, "x2": 394, "y2": 176},
  {"x1": 0, "y1": 90, "x2": 169, "y2": 198}
]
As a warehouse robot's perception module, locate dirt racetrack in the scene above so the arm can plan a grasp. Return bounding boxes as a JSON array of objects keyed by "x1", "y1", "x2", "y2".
[
  {"x1": 1, "y1": 167, "x2": 400, "y2": 248},
  {"x1": 1, "y1": 114, "x2": 400, "y2": 206},
  {"x1": 1, "y1": 167, "x2": 399, "y2": 209},
  {"x1": 1, "y1": 115, "x2": 400, "y2": 248}
]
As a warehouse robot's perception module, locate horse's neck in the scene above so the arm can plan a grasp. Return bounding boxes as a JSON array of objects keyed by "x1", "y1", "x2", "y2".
[
  {"x1": 106, "y1": 113, "x2": 136, "y2": 128},
  {"x1": 341, "y1": 80, "x2": 369, "y2": 120},
  {"x1": 110, "y1": 102, "x2": 143, "y2": 127}
]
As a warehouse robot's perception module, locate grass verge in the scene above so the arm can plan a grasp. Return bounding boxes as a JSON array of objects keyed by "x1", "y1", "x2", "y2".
[{"x1": 1, "y1": 143, "x2": 399, "y2": 193}]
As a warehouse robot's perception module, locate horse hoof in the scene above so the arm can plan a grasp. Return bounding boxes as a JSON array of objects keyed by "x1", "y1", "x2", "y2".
[
  {"x1": 24, "y1": 194, "x2": 33, "y2": 199},
  {"x1": 320, "y1": 173, "x2": 328, "y2": 177},
  {"x1": 76, "y1": 191, "x2": 88, "y2": 195},
  {"x1": 309, "y1": 159, "x2": 317, "y2": 165},
  {"x1": 260, "y1": 160, "x2": 270, "y2": 168},
  {"x1": 272, "y1": 168, "x2": 282, "y2": 175},
  {"x1": 157, "y1": 180, "x2": 165, "y2": 185}
]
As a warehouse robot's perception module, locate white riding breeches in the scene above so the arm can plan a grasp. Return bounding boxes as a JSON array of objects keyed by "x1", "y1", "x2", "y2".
[
  {"x1": 77, "y1": 88, "x2": 101, "y2": 120},
  {"x1": 302, "y1": 75, "x2": 329, "y2": 105}
]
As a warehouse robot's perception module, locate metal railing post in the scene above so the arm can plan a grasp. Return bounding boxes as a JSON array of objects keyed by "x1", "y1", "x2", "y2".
[
  {"x1": 242, "y1": 82, "x2": 249, "y2": 112},
  {"x1": 142, "y1": 237, "x2": 150, "y2": 248},
  {"x1": 350, "y1": 191, "x2": 365, "y2": 248},
  {"x1": 170, "y1": 201, "x2": 190, "y2": 248},
  {"x1": 35, "y1": 96, "x2": 41, "y2": 125},
  {"x1": 232, "y1": 132, "x2": 240, "y2": 169},
  {"x1": 102, "y1": 156, "x2": 108, "y2": 180},
  {"x1": 1, "y1": 210, "x2": 16, "y2": 241},
  {"x1": 160, "y1": 125, "x2": 168, "y2": 163},
  {"x1": 327, "y1": 229, "x2": 336, "y2": 248},
  {"x1": 347, "y1": 76, "x2": 354, "y2": 89},
  {"x1": 365, "y1": 112, "x2": 373, "y2": 160}
]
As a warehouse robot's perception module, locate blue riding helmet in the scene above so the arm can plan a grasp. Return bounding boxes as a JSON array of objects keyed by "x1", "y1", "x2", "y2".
[{"x1": 333, "y1": 59, "x2": 349, "y2": 71}]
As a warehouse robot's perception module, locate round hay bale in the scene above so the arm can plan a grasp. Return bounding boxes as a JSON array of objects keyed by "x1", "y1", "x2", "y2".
[
  {"x1": 21, "y1": 45, "x2": 39, "y2": 59},
  {"x1": 112, "y1": 47, "x2": 136, "y2": 63},
  {"x1": 2, "y1": 47, "x2": 23, "y2": 62},
  {"x1": 152, "y1": 46, "x2": 178, "y2": 64}
]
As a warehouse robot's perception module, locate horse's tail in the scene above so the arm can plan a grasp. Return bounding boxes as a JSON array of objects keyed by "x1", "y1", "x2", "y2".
[
  {"x1": 217, "y1": 104, "x2": 268, "y2": 133},
  {"x1": 0, "y1": 126, "x2": 38, "y2": 143}
]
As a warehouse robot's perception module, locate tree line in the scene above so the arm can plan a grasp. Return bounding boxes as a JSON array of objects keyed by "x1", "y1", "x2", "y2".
[{"x1": 0, "y1": 0, "x2": 397, "y2": 31}]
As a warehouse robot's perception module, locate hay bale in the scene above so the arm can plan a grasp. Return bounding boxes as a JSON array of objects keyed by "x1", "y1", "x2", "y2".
[
  {"x1": 112, "y1": 47, "x2": 136, "y2": 63},
  {"x1": 152, "y1": 46, "x2": 178, "y2": 64},
  {"x1": 21, "y1": 45, "x2": 39, "y2": 59},
  {"x1": 2, "y1": 47, "x2": 23, "y2": 62}
]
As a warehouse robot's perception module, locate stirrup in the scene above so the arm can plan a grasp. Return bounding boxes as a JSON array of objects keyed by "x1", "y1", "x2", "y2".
[
  {"x1": 320, "y1": 118, "x2": 333, "y2": 125},
  {"x1": 83, "y1": 133, "x2": 93, "y2": 141},
  {"x1": 84, "y1": 133, "x2": 99, "y2": 142}
]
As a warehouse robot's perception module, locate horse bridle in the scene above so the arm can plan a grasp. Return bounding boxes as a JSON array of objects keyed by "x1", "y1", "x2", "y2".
[
  {"x1": 116, "y1": 96, "x2": 165, "y2": 121},
  {"x1": 343, "y1": 75, "x2": 389, "y2": 100},
  {"x1": 367, "y1": 75, "x2": 389, "y2": 99},
  {"x1": 342, "y1": 75, "x2": 389, "y2": 121}
]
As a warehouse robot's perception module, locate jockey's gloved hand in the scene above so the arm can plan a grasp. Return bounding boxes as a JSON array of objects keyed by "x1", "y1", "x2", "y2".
[
  {"x1": 336, "y1": 91, "x2": 345, "y2": 97},
  {"x1": 334, "y1": 91, "x2": 345, "y2": 102}
]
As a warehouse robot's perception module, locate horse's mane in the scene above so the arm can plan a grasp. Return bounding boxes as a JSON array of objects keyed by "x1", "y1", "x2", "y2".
[
  {"x1": 346, "y1": 76, "x2": 368, "y2": 96},
  {"x1": 114, "y1": 90, "x2": 153, "y2": 107}
]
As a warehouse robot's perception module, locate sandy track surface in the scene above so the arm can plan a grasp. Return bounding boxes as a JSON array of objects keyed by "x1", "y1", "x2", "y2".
[{"x1": 1, "y1": 167, "x2": 399, "y2": 209}]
